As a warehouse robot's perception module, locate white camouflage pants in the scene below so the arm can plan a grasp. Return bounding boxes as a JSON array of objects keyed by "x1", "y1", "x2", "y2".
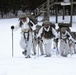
[
  {"x1": 33, "y1": 39, "x2": 44, "y2": 55},
  {"x1": 20, "y1": 32, "x2": 32, "y2": 56},
  {"x1": 43, "y1": 39, "x2": 53, "y2": 56},
  {"x1": 60, "y1": 39, "x2": 69, "y2": 56}
]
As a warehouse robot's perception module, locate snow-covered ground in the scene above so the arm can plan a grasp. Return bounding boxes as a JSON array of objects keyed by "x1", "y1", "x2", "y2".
[{"x1": 0, "y1": 16, "x2": 76, "y2": 75}]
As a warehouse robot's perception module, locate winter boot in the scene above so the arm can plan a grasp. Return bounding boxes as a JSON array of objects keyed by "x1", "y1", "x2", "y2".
[
  {"x1": 45, "y1": 55, "x2": 51, "y2": 57},
  {"x1": 22, "y1": 50, "x2": 27, "y2": 56},
  {"x1": 25, "y1": 55, "x2": 31, "y2": 58}
]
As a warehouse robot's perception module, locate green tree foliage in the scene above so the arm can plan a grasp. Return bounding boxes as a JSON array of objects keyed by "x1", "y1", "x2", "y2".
[{"x1": 0, "y1": 0, "x2": 46, "y2": 13}]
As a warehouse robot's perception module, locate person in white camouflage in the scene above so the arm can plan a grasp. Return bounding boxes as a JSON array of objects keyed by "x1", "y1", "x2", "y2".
[
  {"x1": 32, "y1": 25, "x2": 44, "y2": 56},
  {"x1": 37, "y1": 20, "x2": 57, "y2": 57},
  {"x1": 57, "y1": 26, "x2": 75, "y2": 57},
  {"x1": 11, "y1": 13, "x2": 36, "y2": 58}
]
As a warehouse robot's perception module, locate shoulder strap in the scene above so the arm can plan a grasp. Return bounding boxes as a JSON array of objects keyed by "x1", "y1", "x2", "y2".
[
  {"x1": 19, "y1": 21, "x2": 23, "y2": 27},
  {"x1": 28, "y1": 20, "x2": 33, "y2": 26}
]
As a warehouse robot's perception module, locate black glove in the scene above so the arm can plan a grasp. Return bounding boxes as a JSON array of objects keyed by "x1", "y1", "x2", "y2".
[
  {"x1": 38, "y1": 37, "x2": 41, "y2": 40},
  {"x1": 66, "y1": 34, "x2": 70, "y2": 38},
  {"x1": 38, "y1": 37, "x2": 41, "y2": 44},
  {"x1": 41, "y1": 39, "x2": 43, "y2": 42},
  {"x1": 11, "y1": 26, "x2": 14, "y2": 30},
  {"x1": 55, "y1": 38, "x2": 59, "y2": 42},
  {"x1": 56, "y1": 38, "x2": 59, "y2": 41},
  {"x1": 28, "y1": 21, "x2": 33, "y2": 26}
]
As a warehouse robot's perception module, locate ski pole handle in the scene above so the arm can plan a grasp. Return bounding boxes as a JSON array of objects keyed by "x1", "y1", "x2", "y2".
[{"x1": 11, "y1": 26, "x2": 14, "y2": 30}]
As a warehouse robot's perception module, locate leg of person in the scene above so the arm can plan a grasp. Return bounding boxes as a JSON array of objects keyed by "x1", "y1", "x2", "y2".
[
  {"x1": 44, "y1": 44, "x2": 47, "y2": 56},
  {"x1": 68, "y1": 40, "x2": 74, "y2": 55},
  {"x1": 53, "y1": 39, "x2": 56, "y2": 49},
  {"x1": 44, "y1": 42, "x2": 51, "y2": 57},
  {"x1": 69, "y1": 44, "x2": 74, "y2": 55},
  {"x1": 25, "y1": 34, "x2": 33, "y2": 58},
  {"x1": 32, "y1": 40, "x2": 37, "y2": 55},
  {"x1": 60, "y1": 40, "x2": 65, "y2": 56},
  {"x1": 74, "y1": 44, "x2": 76, "y2": 53},
  {"x1": 60, "y1": 40, "x2": 68, "y2": 57},
  {"x1": 25, "y1": 42, "x2": 31, "y2": 58},
  {"x1": 46, "y1": 42, "x2": 52, "y2": 57},
  {"x1": 63, "y1": 43, "x2": 69, "y2": 57},
  {"x1": 39, "y1": 42, "x2": 44, "y2": 55},
  {"x1": 20, "y1": 37, "x2": 27, "y2": 56}
]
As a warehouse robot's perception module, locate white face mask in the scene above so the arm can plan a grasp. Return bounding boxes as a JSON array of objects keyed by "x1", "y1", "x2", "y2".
[{"x1": 44, "y1": 26, "x2": 50, "y2": 32}]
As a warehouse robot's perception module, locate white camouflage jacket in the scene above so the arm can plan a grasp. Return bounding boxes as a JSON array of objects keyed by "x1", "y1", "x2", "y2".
[{"x1": 14, "y1": 17, "x2": 36, "y2": 31}]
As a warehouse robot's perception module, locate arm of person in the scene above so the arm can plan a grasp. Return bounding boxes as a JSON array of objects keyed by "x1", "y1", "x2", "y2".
[
  {"x1": 37, "y1": 27, "x2": 43, "y2": 38},
  {"x1": 66, "y1": 31, "x2": 76, "y2": 42},
  {"x1": 11, "y1": 23, "x2": 20, "y2": 31},
  {"x1": 52, "y1": 27, "x2": 58, "y2": 38}
]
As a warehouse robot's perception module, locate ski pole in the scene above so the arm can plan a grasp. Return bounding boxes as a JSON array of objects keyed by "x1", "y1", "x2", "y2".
[
  {"x1": 11, "y1": 26, "x2": 14, "y2": 57},
  {"x1": 37, "y1": 40, "x2": 40, "y2": 57}
]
